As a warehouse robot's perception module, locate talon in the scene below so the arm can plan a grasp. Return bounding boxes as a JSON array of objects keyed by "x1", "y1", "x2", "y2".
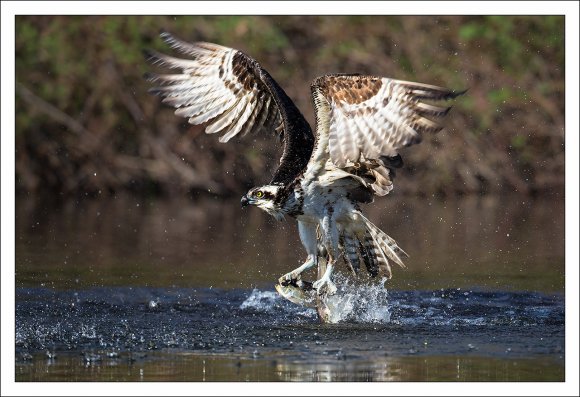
[
  {"x1": 278, "y1": 271, "x2": 300, "y2": 287},
  {"x1": 278, "y1": 277, "x2": 290, "y2": 287},
  {"x1": 279, "y1": 277, "x2": 314, "y2": 291}
]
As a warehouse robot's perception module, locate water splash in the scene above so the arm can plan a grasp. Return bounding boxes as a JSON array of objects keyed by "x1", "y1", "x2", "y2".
[
  {"x1": 324, "y1": 275, "x2": 391, "y2": 323},
  {"x1": 239, "y1": 276, "x2": 393, "y2": 323},
  {"x1": 239, "y1": 289, "x2": 280, "y2": 312},
  {"x1": 239, "y1": 288, "x2": 318, "y2": 320}
]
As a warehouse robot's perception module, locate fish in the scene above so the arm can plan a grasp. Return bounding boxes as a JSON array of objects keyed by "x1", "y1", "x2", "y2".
[{"x1": 275, "y1": 282, "x2": 317, "y2": 308}]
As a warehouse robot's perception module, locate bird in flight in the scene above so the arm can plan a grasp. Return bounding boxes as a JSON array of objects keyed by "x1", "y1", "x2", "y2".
[{"x1": 145, "y1": 32, "x2": 464, "y2": 320}]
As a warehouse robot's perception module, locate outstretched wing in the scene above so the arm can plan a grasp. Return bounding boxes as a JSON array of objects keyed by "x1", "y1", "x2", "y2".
[
  {"x1": 307, "y1": 74, "x2": 464, "y2": 195},
  {"x1": 145, "y1": 32, "x2": 314, "y2": 186}
]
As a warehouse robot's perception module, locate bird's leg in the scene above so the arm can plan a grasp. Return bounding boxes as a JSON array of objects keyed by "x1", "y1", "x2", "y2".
[
  {"x1": 313, "y1": 209, "x2": 338, "y2": 296},
  {"x1": 278, "y1": 221, "x2": 318, "y2": 290},
  {"x1": 278, "y1": 254, "x2": 316, "y2": 290},
  {"x1": 313, "y1": 258, "x2": 337, "y2": 295}
]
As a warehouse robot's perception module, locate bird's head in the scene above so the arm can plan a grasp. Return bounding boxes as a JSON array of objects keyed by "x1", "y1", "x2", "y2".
[{"x1": 241, "y1": 185, "x2": 285, "y2": 221}]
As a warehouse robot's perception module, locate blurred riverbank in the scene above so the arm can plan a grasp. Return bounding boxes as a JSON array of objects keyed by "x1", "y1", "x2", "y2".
[{"x1": 15, "y1": 16, "x2": 564, "y2": 198}]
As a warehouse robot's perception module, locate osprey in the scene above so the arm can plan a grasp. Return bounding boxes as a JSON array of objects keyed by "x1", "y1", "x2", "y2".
[{"x1": 145, "y1": 32, "x2": 464, "y2": 319}]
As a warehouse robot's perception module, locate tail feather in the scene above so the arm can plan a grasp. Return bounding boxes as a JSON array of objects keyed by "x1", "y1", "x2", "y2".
[
  {"x1": 354, "y1": 211, "x2": 407, "y2": 278},
  {"x1": 340, "y1": 234, "x2": 360, "y2": 276},
  {"x1": 374, "y1": 228, "x2": 408, "y2": 267},
  {"x1": 362, "y1": 231, "x2": 385, "y2": 277},
  {"x1": 359, "y1": 212, "x2": 407, "y2": 266},
  {"x1": 332, "y1": 211, "x2": 408, "y2": 279}
]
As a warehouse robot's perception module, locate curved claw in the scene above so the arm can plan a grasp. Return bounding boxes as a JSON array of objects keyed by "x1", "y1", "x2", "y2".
[{"x1": 278, "y1": 271, "x2": 301, "y2": 287}]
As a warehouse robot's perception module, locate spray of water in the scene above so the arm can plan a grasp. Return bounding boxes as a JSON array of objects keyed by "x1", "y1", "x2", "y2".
[
  {"x1": 322, "y1": 274, "x2": 391, "y2": 323},
  {"x1": 240, "y1": 274, "x2": 392, "y2": 324},
  {"x1": 239, "y1": 289, "x2": 280, "y2": 312}
]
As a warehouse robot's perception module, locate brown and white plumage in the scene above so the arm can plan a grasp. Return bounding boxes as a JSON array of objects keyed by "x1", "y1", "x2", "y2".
[
  {"x1": 145, "y1": 32, "x2": 464, "y2": 313},
  {"x1": 308, "y1": 74, "x2": 464, "y2": 196},
  {"x1": 144, "y1": 32, "x2": 313, "y2": 186},
  {"x1": 145, "y1": 40, "x2": 281, "y2": 139}
]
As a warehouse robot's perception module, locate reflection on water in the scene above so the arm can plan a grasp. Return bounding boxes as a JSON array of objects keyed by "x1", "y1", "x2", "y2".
[
  {"x1": 16, "y1": 192, "x2": 565, "y2": 292},
  {"x1": 16, "y1": 350, "x2": 564, "y2": 382}
]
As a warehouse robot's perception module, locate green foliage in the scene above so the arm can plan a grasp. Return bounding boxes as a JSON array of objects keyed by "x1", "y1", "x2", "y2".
[
  {"x1": 510, "y1": 135, "x2": 527, "y2": 150},
  {"x1": 487, "y1": 88, "x2": 511, "y2": 106},
  {"x1": 458, "y1": 16, "x2": 564, "y2": 77}
]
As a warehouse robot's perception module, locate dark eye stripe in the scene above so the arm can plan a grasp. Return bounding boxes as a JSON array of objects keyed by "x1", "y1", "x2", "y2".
[{"x1": 252, "y1": 189, "x2": 274, "y2": 200}]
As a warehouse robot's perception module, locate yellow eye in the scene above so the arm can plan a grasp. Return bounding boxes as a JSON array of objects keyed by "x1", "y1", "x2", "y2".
[{"x1": 255, "y1": 191, "x2": 263, "y2": 198}]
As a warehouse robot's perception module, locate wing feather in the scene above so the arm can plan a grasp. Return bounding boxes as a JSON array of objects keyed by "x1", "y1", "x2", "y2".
[
  {"x1": 144, "y1": 72, "x2": 192, "y2": 85},
  {"x1": 219, "y1": 95, "x2": 254, "y2": 142},
  {"x1": 204, "y1": 97, "x2": 242, "y2": 134},
  {"x1": 306, "y1": 74, "x2": 464, "y2": 194},
  {"x1": 352, "y1": 113, "x2": 381, "y2": 159},
  {"x1": 146, "y1": 32, "x2": 314, "y2": 185},
  {"x1": 239, "y1": 92, "x2": 266, "y2": 137},
  {"x1": 249, "y1": 95, "x2": 274, "y2": 135}
]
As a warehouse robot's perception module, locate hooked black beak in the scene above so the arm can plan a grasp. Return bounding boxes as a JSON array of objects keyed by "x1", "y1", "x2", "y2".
[{"x1": 241, "y1": 195, "x2": 250, "y2": 208}]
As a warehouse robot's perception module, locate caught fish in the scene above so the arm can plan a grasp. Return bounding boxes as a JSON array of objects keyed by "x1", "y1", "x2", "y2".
[{"x1": 275, "y1": 282, "x2": 316, "y2": 308}]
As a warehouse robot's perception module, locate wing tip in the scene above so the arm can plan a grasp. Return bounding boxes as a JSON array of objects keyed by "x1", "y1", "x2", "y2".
[
  {"x1": 142, "y1": 48, "x2": 167, "y2": 66},
  {"x1": 147, "y1": 86, "x2": 163, "y2": 97},
  {"x1": 449, "y1": 87, "x2": 469, "y2": 99},
  {"x1": 142, "y1": 48, "x2": 155, "y2": 62},
  {"x1": 142, "y1": 71, "x2": 156, "y2": 82},
  {"x1": 396, "y1": 80, "x2": 468, "y2": 101},
  {"x1": 159, "y1": 30, "x2": 179, "y2": 47}
]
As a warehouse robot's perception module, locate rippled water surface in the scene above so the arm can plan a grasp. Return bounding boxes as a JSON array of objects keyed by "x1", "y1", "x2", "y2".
[
  {"x1": 15, "y1": 286, "x2": 565, "y2": 381},
  {"x1": 15, "y1": 193, "x2": 565, "y2": 381}
]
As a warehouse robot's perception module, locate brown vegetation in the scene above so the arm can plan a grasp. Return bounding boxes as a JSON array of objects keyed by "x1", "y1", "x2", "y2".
[{"x1": 15, "y1": 16, "x2": 565, "y2": 198}]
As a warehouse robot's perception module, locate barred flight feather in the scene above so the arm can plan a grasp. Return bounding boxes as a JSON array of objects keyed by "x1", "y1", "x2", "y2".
[
  {"x1": 146, "y1": 31, "x2": 314, "y2": 186},
  {"x1": 340, "y1": 233, "x2": 361, "y2": 276},
  {"x1": 307, "y1": 74, "x2": 464, "y2": 197}
]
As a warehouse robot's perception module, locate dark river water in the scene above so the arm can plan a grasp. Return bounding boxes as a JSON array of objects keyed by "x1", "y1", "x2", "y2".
[{"x1": 14, "y1": 192, "x2": 565, "y2": 382}]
